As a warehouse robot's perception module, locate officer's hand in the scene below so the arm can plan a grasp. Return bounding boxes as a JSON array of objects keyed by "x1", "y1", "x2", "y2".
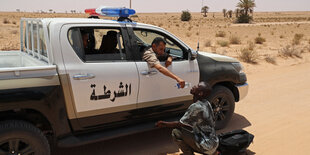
[
  {"x1": 155, "y1": 121, "x2": 166, "y2": 128},
  {"x1": 165, "y1": 57, "x2": 173, "y2": 67},
  {"x1": 177, "y1": 78, "x2": 185, "y2": 88}
]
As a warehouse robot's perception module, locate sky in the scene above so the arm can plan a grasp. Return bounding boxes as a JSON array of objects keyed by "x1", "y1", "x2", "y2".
[{"x1": 0, "y1": 0, "x2": 309, "y2": 13}]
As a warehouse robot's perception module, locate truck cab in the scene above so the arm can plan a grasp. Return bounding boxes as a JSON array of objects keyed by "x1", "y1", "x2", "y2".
[{"x1": 56, "y1": 18, "x2": 201, "y2": 130}]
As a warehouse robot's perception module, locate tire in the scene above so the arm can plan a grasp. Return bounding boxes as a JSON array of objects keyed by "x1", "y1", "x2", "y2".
[
  {"x1": 0, "y1": 120, "x2": 50, "y2": 155},
  {"x1": 207, "y1": 86, "x2": 235, "y2": 130}
]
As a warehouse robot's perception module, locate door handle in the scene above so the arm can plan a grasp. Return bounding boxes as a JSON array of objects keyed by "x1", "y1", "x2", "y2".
[
  {"x1": 140, "y1": 70, "x2": 158, "y2": 75},
  {"x1": 73, "y1": 73, "x2": 95, "y2": 80}
]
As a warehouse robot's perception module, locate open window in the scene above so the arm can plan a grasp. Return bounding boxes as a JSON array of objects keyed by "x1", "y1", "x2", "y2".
[
  {"x1": 133, "y1": 28, "x2": 188, "y2": 61},
  {"x1": 68, "y1": 27, "x2": 127, "y2": 62}
]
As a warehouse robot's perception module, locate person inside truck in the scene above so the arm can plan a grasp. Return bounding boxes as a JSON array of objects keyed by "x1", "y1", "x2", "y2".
[
  {"x1": 81, "y1": 29, "x2": 95, "y2": 54},
  {"x1": 156, "y1": 82, "x2": 219, "y2": 155},
  {"x1": 99, "y1": 30, "x2": 119, "y2": 54},
  {"x1": 143, "y1": 37, "x2": 185, "y2": 88}
]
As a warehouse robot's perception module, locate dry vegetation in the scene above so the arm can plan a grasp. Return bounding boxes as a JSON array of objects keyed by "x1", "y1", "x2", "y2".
[
  {"x1": 292, "y1": 33, "x2": 304, "y2": 45},
  {"x1": 238, "y1": 48, "x2": 258, "y2": 64},
  {"x1": 255, "y1": 36, "x2": 266, "y2": 44},
  {"x1": 278, "y1": 45, "x2": 302, "y2": 58},
  {"x1": 204, "y1": 40, "x2": 211, "y2": 47},
  {"x1": 215, "y1": 31, "x2": 226, "y2": 37},
  {"x1": 229, "y1": 35, "x2": 241, "y2": 44},
  {"x1": 217, "y1": 40, "x2": 229, "y2": 47},
  {"x1": 1, "y1": 11, "x2": 310, "y2": 67},
  {"x1": 264, "y1": 55, "x2": 277, "y2": 64}
]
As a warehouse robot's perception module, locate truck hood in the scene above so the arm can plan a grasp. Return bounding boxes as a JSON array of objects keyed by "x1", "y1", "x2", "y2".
[{"x1": 197, "y1": 51, "x2": 239, "y2": 63}]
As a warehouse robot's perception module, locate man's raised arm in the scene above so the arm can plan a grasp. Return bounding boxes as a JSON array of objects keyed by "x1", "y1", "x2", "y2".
[{"x1": 153, "y1": 63, "x2": 185, "y2": 88}]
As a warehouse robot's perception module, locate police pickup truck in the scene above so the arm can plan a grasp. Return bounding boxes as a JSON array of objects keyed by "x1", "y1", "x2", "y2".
[{"x1": 0, "y1": 7, "x2": 248, "y2": 154}]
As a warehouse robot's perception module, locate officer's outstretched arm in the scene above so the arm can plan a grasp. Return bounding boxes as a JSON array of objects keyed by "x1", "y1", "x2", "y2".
[{"x1": 154, "y1": 64, "x2": 185, "y2": 88}]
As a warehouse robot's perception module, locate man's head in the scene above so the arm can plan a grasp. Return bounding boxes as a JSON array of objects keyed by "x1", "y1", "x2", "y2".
[
  {"x1": 151, "y1": 37, "x2": 166, "y2": 55},
  {"x1": 190, "y1": 82, "x2": 212, "y2": 102},
  {"x1": 82, "y1": 33, "x2": 89, "y2": 48},
  {"x1": 81, "y1": 28, "x2": 95, "y2": 50},
  {"x1": 105, "y1": 30, "x2": 118, "y2": 50}
]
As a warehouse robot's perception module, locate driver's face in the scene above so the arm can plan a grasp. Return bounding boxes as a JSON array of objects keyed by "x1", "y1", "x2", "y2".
[
  {"x1": 82, "y1": 34, "x2": 89, "y2": 47},
  {"x1": 152, "y1": 42, "x2": 166, "y2": 55}
]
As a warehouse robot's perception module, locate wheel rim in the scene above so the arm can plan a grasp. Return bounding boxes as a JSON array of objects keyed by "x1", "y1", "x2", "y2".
[
  {"x1": 0, "y1": 138, "x2": 34, "y2": 155},
  {"x1": 211, "y1": 96, "x2": 230, "y2": 122}
]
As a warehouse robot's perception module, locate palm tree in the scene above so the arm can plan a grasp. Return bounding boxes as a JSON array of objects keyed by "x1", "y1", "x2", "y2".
[
  {"x1": 235, "y1": 8, "x2": 240, "y2": 18},
  {"x1": 201, "y1": 6, "x2": 209, "y2": 17},
  {"x1": 222, "y1": 9, "x2": 227, "y2": 17},
  {"x1": 227, "y1": 10, "x2": 233, "y2": 18},
  {"x1": 236, "y1": 0, "x2": 256, "y2": 16}
]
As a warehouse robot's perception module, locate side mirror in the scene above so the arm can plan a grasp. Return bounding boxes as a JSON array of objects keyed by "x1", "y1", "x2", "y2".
[{"x1": 188, "y1": 49, "x2": 197, "y2": 60}]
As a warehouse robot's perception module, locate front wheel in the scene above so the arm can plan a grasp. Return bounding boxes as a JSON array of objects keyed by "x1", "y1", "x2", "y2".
[
  {"x1": 207, "y1": 86, "x2": 235, "y2": 130},
  {"x1": 0, "y1": 120, "x2": 50, "y2": 155}
]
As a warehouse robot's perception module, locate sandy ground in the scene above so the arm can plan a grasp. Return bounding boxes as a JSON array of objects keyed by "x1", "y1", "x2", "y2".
[
  {"x1": 0, "y1": 11, "x2": 310, "y2": 154},
  {"x1": 232, "y1": 57, "x2": 310, "y2": 154}
]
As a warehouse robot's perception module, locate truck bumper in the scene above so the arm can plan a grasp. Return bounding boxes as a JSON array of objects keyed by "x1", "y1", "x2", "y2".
[{"x1": 236, "y1": 83, "x2": 249, "y2": 101}]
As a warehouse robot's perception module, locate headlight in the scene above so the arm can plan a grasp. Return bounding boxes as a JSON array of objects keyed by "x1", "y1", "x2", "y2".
[{"x1": 232, "y1": 62, "x2": 244, "y2": 73}]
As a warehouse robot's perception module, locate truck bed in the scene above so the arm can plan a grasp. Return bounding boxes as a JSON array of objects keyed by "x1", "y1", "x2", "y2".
[
  {"x1": 0, "y1": 51, "x2": 48, "y2": 68},
  {"x1": 0, "y1": 51, "x2": 59, "y2": 89}
]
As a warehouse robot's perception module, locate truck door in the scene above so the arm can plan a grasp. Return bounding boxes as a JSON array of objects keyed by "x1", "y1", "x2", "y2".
[
  {"x1": 128, "y1": 27, "x2": 200, "y2": 117},
  {"x1": 60, "y1": 24, "x2": 139, "y2": 128}
]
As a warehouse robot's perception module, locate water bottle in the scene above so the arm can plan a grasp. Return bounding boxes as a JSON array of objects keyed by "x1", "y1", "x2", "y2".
[{"x1": 176, "y1": 82, "x2": 191, "y2": 89}]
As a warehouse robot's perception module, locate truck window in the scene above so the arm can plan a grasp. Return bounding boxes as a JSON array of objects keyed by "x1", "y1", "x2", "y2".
[
  {"x1": 133, "y1": 29, "x2": 187, "y2": 61},
  {"x1": 68, "y1": 27, "x2": 126, "y2": 62}
]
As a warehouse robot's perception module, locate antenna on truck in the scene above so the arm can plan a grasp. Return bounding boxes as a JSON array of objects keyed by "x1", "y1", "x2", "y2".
[{"x1": 196, "y1": 0, "x2": 205, "y2": 52}]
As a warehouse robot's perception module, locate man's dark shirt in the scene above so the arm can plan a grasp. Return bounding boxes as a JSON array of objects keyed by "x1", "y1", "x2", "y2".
[{"x1": 180, "y1": 99, "x2": 219, "y2": 154}]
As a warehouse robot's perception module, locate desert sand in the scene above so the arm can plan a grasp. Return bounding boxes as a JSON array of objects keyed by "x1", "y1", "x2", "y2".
[{"x1": 1, "y1": 11, "x2": 310, "y2": 154}]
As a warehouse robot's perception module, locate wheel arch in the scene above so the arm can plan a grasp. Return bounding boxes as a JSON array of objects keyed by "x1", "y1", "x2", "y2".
[
  {"x1": 212, "y1": 81, "x2": 240, "y2": 102},
  {"x1": 0, "y1": 109, "x2": 53, "y2": 135}
]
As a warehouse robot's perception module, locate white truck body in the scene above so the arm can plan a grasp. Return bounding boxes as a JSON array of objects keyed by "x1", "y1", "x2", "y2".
[{"x1": 0, "y1": 17, "x2": 248, "y2": 153}]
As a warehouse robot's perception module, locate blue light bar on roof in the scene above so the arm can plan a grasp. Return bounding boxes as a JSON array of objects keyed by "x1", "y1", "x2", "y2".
[{"x1": 85, "y1": 6, "x2": 136, "y2": 18}]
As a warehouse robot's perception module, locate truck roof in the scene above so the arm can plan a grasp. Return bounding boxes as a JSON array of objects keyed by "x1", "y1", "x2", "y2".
[{"x1": 36, "y1": 17, "x2": 156, "y2": 28}]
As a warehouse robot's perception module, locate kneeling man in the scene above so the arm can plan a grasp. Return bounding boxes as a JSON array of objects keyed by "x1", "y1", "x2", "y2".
[{"x1": 156, "y1": 82, "x2": 219, "y2": 155}]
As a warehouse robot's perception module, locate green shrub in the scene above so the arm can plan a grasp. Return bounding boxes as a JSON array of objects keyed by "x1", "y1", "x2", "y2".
[
  {"x1": 181, "y1": 10, "x2": 191, "y2": 21},
  {"x1": 236, "y1": 14, "x2": 253, "y2": 23}
]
